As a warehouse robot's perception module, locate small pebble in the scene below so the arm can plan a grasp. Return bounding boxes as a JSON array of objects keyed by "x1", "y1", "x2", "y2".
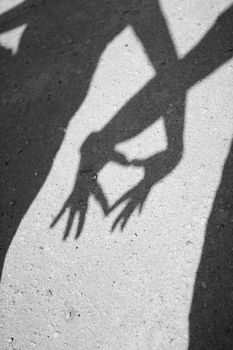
[
  {"x1": 7, "y1": 337, "x2": 14, "y2": 343},
  {"x1": 53, "y1": 331, "x2": 60, "y2": 338}
]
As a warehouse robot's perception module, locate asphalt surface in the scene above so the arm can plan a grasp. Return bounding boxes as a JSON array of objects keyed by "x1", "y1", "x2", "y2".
[{"x1": 1, "y1": 0, "x2": 233, "y2": 349}]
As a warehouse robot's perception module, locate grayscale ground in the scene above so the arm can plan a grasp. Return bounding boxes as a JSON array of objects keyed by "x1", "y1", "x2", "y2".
[{"x1": 1, "y1": 0, "x2": 233, "y2": 349}]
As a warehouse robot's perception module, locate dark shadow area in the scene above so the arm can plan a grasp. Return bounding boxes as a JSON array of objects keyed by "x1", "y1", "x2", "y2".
[
  {"x1": 189, "y1": 140, "x2": 233, "y2": 350},
  {"x1": 0, "y1": 0, "x2": 175, "y2": 277},
  {"x1": 1, "y1": 1, "x2": 233, "y2": 346},
  {"x1": 0, "y1": 0, "x2": 185, "y2": 278}
]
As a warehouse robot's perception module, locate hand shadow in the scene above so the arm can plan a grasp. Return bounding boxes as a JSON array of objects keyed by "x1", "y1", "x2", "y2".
[
  {"x1": 52, "y1": 74, "x2": 186, "y2": 235},
  {"x1": 110, "y1": 108, "x2": 184, "y2": 231},
  {"x1": 51, "y1": 3, "x2": 233, "y2": 239},
  {"x1": 110, "y1": 151, "x2": 175, "y2": 231},
  {"x1": 51, "y1": 132, "x2": 133, "y2": 238}
]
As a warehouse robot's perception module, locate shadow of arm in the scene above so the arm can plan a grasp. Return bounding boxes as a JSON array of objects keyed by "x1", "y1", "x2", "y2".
[
  {"x1": 0, "y1": 0, "x2": 37, "y2": 34},
  {"x1": 180, "y1": 5, "x2": 233, "y2": 88}
]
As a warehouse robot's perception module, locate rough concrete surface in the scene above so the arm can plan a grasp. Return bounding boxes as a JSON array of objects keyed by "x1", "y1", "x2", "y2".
[{"x1": 1, "y1": 0, "x2": 233, "y2": 349}]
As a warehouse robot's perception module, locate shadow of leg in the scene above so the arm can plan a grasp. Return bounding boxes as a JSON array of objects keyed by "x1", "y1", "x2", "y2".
[{"x1": 189, "y1": 140, "x2": 233, "y2": 350}]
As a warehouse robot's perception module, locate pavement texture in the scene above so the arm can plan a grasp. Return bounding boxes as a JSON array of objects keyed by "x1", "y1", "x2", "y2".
[{"x1": 0, "y1": 0, "x2": 233, "y2": 349}]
